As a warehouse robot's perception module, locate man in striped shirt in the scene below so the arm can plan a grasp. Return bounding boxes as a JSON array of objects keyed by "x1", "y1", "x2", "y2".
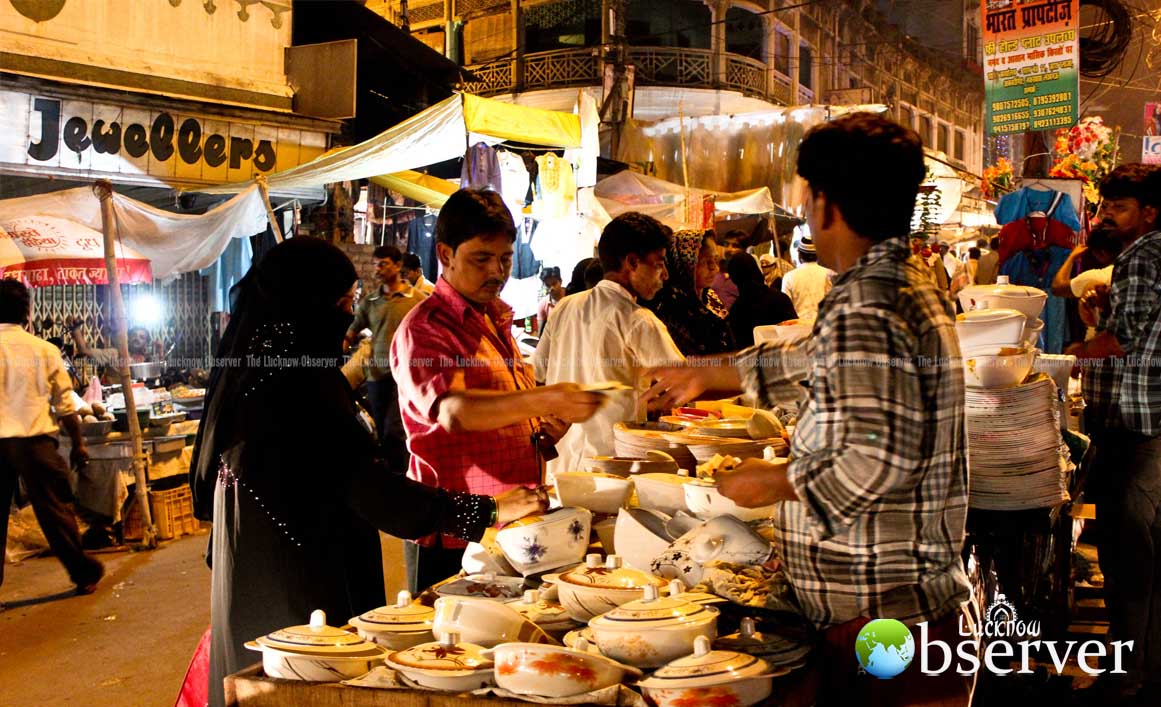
[{"x1": 645, "y1": 113, "x2": 974, "y2": 705}]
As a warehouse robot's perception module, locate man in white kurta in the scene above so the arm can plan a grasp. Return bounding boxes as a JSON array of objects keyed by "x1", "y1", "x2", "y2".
[{"x1": 533, "y1": 213, "x2": 684, "y2": 476}]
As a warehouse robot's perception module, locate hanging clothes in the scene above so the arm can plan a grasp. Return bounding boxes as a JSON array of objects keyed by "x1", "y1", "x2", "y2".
[
  {"x1": 532, "y1": 153, "x2": 576, "y2": 220},
  {"x1": 564, "y1": 92, "x2": 600, "y2": 189},
  {"x1": 199, "y1": 236, "x2": 254, "y2": 313},
  {"x1": 513, "y1": 219, "x2": 541, "y2": 280},
  {"x1": 995, "y1": 187, "x2": 1082, "y2": 232},
  {"x1": 407, "y1": 212, "x2": 439, "y2": 282},
  {"x1": 497, "y1": 150, "x2": 531, "y2": 215},
  {"x1": 1000, "y1": 245, "x2": 1072, "y2": 354},
  {"x1": 997, "y1": 215, "x2": 1076, "y2": 266},
  {"x1": 460, "y1": 142, "x2": 502, "y2": 192}
]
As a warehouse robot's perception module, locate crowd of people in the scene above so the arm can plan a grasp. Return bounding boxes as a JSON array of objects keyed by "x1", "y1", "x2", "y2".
[
  {"x1": 3, "y1": 107, "x2": 1158, "y2": 707},
  {"x1": 184, "y1": 115, "x2": 1161, "y2": 706}
]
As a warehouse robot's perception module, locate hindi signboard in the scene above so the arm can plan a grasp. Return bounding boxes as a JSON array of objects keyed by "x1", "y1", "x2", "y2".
[{"x1": 982, "y1": 0, "x2": 1080, "y2": 136}]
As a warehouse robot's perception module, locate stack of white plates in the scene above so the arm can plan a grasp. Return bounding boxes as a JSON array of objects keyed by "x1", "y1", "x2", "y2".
[{"x1": 965, "y1": 374, "x2": 1071, "y2": 510}]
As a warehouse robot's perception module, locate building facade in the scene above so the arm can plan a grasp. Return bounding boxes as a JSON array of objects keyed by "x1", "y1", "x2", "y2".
[
  {"x1": 1, "y1": 0, "x2": 342, "y2": 367},
  {"x1": 373, "y1": 0, "x2": 984, "y2": 174}
]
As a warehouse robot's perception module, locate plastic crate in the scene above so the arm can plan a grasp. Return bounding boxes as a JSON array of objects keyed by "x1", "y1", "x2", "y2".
[{"x1": 122, "y1": 486, "x2": 199, "y2": 541}]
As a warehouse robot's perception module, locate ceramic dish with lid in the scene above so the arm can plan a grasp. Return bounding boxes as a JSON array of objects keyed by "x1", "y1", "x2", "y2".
[
  {"x1": 958, "y1": 282, "x2": 1048, "y2": 320},
  {"x1": 385, "y1": 632, "x2": 495, "y2": 692},
  {"x1": 494, "y1": 507, "x2": 593, "y2": 576},
  {"x1": 588, "y1": 585, "x2": 719, "y2": 668},
  {"x1": 348, "y1": 590, "x2": 434, "y2": 650},
  {"x1": 637, "y1": 635, "x2": 778, "y2": 707},
  {"x1": 714, "y1": 617, "x2": 813, "y2": 667},
  {"x1": 509, "y1": 589, "x2": 577, "y2": 634},
  {"x1": 542, "y1": 553, "x2": 667, "y2": 622},
  {"x1": 245, "y1": 610, "x2": 386, "y2": 682},
  {"x1": 491, "y1": 639, "x2": 642, "y2": 698},
  {"x1": 651, "y1": 515, "x2": 774, "y2": 586}
]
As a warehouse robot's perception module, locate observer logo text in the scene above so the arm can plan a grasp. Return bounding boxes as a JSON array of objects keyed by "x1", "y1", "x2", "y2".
[{"x1": 917, "y1": 595, "x2": 1134, "y2": 677}]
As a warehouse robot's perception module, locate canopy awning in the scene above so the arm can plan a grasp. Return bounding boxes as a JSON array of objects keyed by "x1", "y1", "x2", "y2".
[
  {"x1": 593, "y1": 170, "x2": 778, "y2": 228},
  {"x1": 370, "y1": 170, "x2": 457, "y2": 208},
  {"x1": 0, "y1": 185, "x2": 268, "y2": 279},
  {"x1": 199, "y1": 94, "x2": 582, "y2": 195}
]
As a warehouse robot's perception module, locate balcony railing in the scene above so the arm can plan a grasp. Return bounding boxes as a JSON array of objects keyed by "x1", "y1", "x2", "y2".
[
  {"x1": 464, "y1": 46, "x2": 803, "y2": 106},
  {"x1": 524, "y1": 48, "x2": 601, "y2": 91}
]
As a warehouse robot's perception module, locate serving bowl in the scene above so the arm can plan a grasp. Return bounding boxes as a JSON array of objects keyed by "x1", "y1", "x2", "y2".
[
  {"x1": 495, "y1": 507, "x2": 592, "y2": 576},
  {"x1": 651, "y1": 515, "x2": 774, "y2": 586},
  {"x1": 683, "y1": 478, "x2": 779, "y2": 522},
  {"x1": 613, "y1": 508, "x2": 673, "y2": 571},
  {"x1": 637, "y1": 635, "x2": 777, "y2": 707},
  {"x1": 1021, "y1": 318, "x2": 1045, "y2": 347},
  {"x1": 542, "y1": 553, "x2": 666, "y2": 623},
  {"x1": 955, "y1": 308, "x2": 1026, "y2": 351},
  {"x1": 385, "y1": 632, "x2": 495, "y2": 692},
  {"x1": 245, "y1": 610, "x2": 386, "y2": 682},
  {"x1": 460, "y1": 529, "x2": 518, "y2": 577},
  {"x1": 592, "y1": 517, "x2": 616, "y2": 554},
  {"x1": 492, "y1": 640, "x2": 642, "y2": 698},
  {"x1": 432, "y1": 596, "x2": 557, "y2": 648},
  {"x1": 588, "y1": 585, "x2": 719, "y2": 668},
  {"x1": 554, "y1": 471, "x2": 633, "y2": 515},
  {"x1": 348, "y1": 590, "x2": 434, "y2": 650},
  {"x1": 962, "y1": 346, "x2": 1036, "y2": 389},
  {"x1": 583, "y1": 454, "x2": 679, "y2": 477},
  {"x1": 958, "y1": 283, "x2": 1048, "y2": 320},
  {"x1": 633, "y1": 472, "x2": 695, "y2": 516}
]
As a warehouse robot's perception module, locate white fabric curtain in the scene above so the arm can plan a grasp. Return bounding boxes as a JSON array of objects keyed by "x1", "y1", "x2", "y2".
[{"x1": 0, "y1": 186, "x2": 268, "y2": 278}]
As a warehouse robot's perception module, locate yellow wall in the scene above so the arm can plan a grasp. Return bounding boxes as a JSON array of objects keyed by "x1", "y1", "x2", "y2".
[{"x1": 0, "y1": 0, "x2": 293, "y2": 104}]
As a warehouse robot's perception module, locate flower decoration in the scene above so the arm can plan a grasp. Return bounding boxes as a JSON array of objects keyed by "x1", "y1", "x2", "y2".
[
  {"x1": 981, "y1": 158, "x2": 1014, "y2": 199},
  {"x1": 522, "y1": 537, "x2": 548, "y2": 563},
  {"x1": 1050, "y1": 117, "x2": 1119, "y2": 204},
  {"x1": 567, "y1": 519, "x2": 585, "y2": 543}
]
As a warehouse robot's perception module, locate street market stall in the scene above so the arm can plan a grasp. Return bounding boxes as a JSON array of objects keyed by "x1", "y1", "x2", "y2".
[{"x1": 0, "y1": 182, "x2": 272, "y2": 545}]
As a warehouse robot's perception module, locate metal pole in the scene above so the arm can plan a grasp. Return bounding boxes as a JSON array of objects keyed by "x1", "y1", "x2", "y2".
[{"x1": 94, "y1": 180, "x2": 156, "y2": 548}]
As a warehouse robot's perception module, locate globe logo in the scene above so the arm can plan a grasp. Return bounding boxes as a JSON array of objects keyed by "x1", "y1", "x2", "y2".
[{"x1": 855, "y1": 619, "x2": 915, "y2": 679}]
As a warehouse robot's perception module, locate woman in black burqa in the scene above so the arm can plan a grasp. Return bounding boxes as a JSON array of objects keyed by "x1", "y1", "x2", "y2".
[{"x1": 189, "y1": 238, "x2": 543, "y2": 707}]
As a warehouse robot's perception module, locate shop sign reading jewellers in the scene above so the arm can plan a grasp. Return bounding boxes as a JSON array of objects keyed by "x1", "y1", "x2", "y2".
[{"x1": 0, "y1": 89, "x2": 326, "y2": 185}]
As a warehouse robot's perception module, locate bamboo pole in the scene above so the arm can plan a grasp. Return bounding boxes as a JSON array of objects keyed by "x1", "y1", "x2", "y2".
[
  {"x1": 256, "y1": 176, "x2": 285, "y2": 242},
  {"x1": 94, "y1": 180, "x2": 156, "y2": 548}
]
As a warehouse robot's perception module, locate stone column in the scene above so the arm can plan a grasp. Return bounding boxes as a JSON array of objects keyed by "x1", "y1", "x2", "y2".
[{"x1": 705, "y1": 0, "x2": 728, "y2": 89}]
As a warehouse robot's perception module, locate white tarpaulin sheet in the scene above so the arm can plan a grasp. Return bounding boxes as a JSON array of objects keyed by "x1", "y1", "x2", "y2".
[
  {"x1": 592, "y1": 171, "x2": 776, "y2": 230},
  {"x1": 0, "y1": 186, "x2": 268, "y2": 278}
]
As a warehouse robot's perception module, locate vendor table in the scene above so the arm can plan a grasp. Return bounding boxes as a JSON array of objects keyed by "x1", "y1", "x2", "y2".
[{"x1": 225, "y1": 662, "x2": 818, "y2": 707}]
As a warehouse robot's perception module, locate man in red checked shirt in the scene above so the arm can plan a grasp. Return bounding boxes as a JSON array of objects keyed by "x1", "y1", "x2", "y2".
[{"x1": 390, "y1": 189, "x2": 606, "y2": 593}]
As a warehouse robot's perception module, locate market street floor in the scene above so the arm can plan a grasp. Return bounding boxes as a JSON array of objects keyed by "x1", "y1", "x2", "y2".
[{"x1": 0, "y1": 532, "x2": 211, "y2": 706}]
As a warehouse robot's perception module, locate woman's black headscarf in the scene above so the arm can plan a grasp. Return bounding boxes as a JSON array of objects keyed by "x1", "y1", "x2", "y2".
[
  {"x1": 189, "y1": 237, "x2": 358, "y2": 519},
  {"x1": 642, "y1": 230, "x2": 735, "y2": 356}
]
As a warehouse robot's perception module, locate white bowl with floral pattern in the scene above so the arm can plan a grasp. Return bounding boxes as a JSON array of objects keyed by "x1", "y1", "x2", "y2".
[{"x1": 495, "y1": 507, "x2": 593, "y2": 576}]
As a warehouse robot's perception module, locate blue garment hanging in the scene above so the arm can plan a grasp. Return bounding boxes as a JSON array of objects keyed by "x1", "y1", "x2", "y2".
[
  {"x1": 995, "y1": 188, "x2": 1082, "y2": 232},
  {"x1": 999, "y1": 245, "x2": 1072, "y2": 354},
  {"x1": 199, "y1": 236, "x2": 254, "y2": 313}
]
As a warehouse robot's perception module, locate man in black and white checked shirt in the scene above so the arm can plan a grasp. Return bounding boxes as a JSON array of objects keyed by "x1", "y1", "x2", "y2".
[
  {"x1": 1068, "y1": 163, "x2": 1161, "y2": 704},
  {"x1": 646, "y1": 113, "x2": 974, "y2": 706}
]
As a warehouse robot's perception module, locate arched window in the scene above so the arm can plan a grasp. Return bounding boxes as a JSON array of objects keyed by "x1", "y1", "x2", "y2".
[
  {"x1": 625, "y1": 0, "x2": 710, "y2": 49},
  {"x1": 725, "y1": 6, "x2": 765, "y2": 59}
]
